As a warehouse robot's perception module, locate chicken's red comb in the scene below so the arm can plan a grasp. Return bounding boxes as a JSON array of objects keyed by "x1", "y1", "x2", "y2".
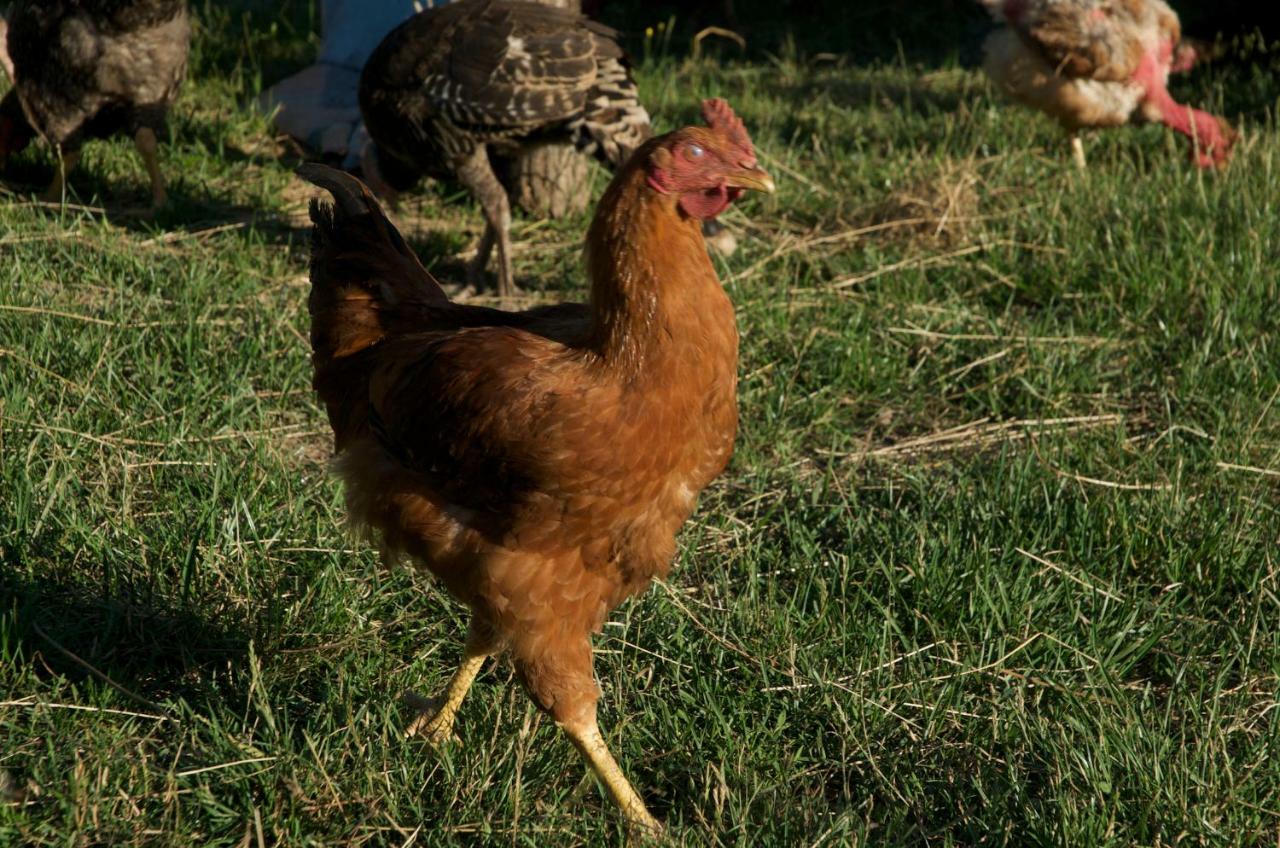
[{"x1": 701, "y1": 98, "x2": 754, "y2": 161}]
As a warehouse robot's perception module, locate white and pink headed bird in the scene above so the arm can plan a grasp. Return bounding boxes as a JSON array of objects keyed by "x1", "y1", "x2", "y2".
[{"x1": 979, "y1": 0, "x2": 1235, "y2": 169}]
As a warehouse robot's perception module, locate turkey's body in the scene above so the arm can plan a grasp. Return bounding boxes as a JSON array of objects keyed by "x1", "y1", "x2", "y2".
[{"x1": 359, "y1": 0, "x2": 651, "y2": 296}]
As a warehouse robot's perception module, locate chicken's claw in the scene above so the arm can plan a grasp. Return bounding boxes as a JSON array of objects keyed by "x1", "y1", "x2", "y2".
[
  {"x1": 401, "y1": 692, "x2": 462, "y2": 745},
  {"x1": 401, "y1": 651, "x2": 490, "y2": 744}
]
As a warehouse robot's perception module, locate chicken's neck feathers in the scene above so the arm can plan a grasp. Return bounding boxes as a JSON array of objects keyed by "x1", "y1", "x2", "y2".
[{"x1": 583, "y1": 161, "x2": 730, "y2": 380}]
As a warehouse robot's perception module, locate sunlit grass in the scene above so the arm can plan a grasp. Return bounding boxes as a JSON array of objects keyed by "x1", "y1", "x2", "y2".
[{"x1": 2, "y1": 1, "x2": 1278, "y2": 845}]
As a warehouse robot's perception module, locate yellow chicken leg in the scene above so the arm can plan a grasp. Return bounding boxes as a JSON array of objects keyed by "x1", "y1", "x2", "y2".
[
  {"x1": 1070, "y1": 134, "x2": 1087, "y2": 170},
  {"x1": 404, "y1": 650, "x2": 489, "y2": 743},
  {"x1": 561, "y1": 716, "x2": 663, "y2": 835}
]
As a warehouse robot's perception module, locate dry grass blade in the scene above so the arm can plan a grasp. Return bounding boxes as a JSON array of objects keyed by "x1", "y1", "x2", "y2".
[
  {"x1": 826, "y1": 414, "x2": 1125, "y2": 463},
  {"x1": 1217, "y1": 462, "x2": 1280, "y2": 480},
  {"x1": 30, "y1": 622, "x2": 173, "y2": 718},
  {"x1": 692, "y1": 26, "x2": 746, "y2": 60},
  {"x1": 0, "y1": 699, "x2": 170, "y2": 722},
  {"x1": 831, "y1": 243, "x2": 990, "y2": 289},
  {"x1": 1049, "y1": 467, "x2": 1174, "y2": 492},
  {"x1": 888, "y1": 326, "x2": 1122, "y2": 348},
  {"x1": 1016, "y1": 548, "x2": 1125, "y2": 602}
]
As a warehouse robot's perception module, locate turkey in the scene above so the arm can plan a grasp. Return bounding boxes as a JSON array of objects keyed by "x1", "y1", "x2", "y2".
[
  {"x1": 0, "y1": 0, "x2": 190, "y2": 207},
  {"x1": 358, "y1": 0, "x2": 652, "y2": 297},
  {"x1": 979, "y1": 0, "x2": 1235, "y2": 169}
]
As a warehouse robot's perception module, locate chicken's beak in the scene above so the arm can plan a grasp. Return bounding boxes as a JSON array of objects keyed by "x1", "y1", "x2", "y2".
[{"x1": 724, "y1": 166, "x2": 775, "y2": 194}]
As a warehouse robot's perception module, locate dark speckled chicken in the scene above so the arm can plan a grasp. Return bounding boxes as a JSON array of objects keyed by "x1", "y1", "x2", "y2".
[
  {"x1": 359, "y1": 0, "x2": 651, "y2": 298},
  {"x1": 0, "y1": 0, "x2": 189, "y2": 207}
]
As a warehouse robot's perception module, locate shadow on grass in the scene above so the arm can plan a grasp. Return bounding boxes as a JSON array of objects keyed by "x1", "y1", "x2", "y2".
[
  {"x1": 0, "y1": 565, "x2": 253, "y2": 709},
  {"x1": 0, "y1": 167, "x2": 325, "y2": 263}
]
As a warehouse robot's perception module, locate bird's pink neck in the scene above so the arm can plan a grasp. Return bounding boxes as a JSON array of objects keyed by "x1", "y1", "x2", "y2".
[{"x1": 1133, "y1": 51, "x2": 1229, "y2": 168}]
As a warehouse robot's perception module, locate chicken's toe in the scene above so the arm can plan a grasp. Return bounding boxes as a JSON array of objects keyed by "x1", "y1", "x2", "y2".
[{"x1": 401, "y1": 692, "x2": 461, "y2": 745}]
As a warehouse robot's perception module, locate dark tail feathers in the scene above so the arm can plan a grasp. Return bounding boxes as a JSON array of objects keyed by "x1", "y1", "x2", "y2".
[
  {"x1": 299, "y1": 163, "x2": 449, "y2": 358},
  {"x1": 299, "y1": 163, "x2": 448, "y2": 447}
]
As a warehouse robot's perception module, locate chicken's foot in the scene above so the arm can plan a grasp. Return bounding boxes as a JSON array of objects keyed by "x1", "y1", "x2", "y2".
[
  {"x1": 561, "y1": 716, "x2": 663, "y2": 835},
  {"x1": 1070, "y1": 134, "x2": 1087, "y2": 170},
  {"x1": 134, "y1": 127, "x2": 167, "y2": 208},
  {"x1": 42, "y1": 147, "x2": 81, "y2": 203},
  {"x1": 455, "y1": 146, "x2": 517, "y2": 298},
  {"x1": 404, "y1": 651, "x2": 488, "y2": 744}
]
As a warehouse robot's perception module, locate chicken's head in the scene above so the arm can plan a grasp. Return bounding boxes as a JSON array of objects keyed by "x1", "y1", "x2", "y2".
[{"x1": 646, "y1": 98, "x2": 774, "y2": 220}]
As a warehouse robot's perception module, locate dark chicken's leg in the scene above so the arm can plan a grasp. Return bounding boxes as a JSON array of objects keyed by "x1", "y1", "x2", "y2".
[
  {"x1": 42, "y1": 147, "x2": 81, "y2": 203},
  {"x1": 404, "y1": 622, "x2": 495, "y2": 744},
  {"x1": 454, "y1": 146, "x2": 517, "y2": 298},
  {"x1": 0, "y1": 19, "x2": 11, "y2": 83},
  {"x1": 134, "y1": 127, "x2": 167, "y2": 209}
]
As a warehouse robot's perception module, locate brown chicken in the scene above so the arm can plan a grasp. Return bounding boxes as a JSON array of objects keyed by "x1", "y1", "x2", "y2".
[
  {"x1": 980, "y1": 0, "x2": 1235, "y2": 169},
  {"x1": 0, "y1": 0, "x2": 189, "y2": 207},
  {"x1": 300, "y1": 99, "x2": 773, "y2": 831}
]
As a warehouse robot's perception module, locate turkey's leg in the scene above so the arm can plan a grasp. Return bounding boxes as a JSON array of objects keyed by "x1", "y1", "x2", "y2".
[
  {"x1": 134, "y1": 127, "x2": 166, "y2": 208},
  {"x1": 454, "y1": 146, "x2": 516, "y2": 298},
  {"x1": 471, "y1": 223, "x2": 497, "y2": 288},
  {"x1": 1070, "y1": 135, "x2": 1086, "y2": 170},
  {"x1": 360, "y1": 144, "x2": 401, "y2": 211},
  {"x1": 561, "y1": 714, "x2": 663, "y2": 834},
  {"x1": 42, "y1": 147, "x2": 81, "y2": 203},
  {"x1": 404, "y1": 624, "x2": 494, "y2": 743}
]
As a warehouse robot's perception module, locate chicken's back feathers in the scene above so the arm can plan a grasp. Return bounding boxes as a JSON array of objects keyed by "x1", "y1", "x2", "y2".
[
  {"x1": 300, "y1": 163, "x2": 589, "y2": 465},
  {"x1": 303, "y1": 162, "x2": 604, "y2": 532},
  {"x1": 982, "y1": 27, "x2": 1143, "y2": 131},
  {"x1": 302, "y1": 162, "x2": 443, "y2": 450},
  {"x1": 5, "y1": 0, "x2": 189, "y2": 146},
  {"x1": 980, "y1": 0, "x2": 1181, "y2": 81},
  {"x1": 977, "y1": 0, "x2": 1238, "y2": 164}
]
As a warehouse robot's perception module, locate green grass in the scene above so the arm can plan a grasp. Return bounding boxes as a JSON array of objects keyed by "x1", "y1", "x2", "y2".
[{"x1": 3, "y1": 2, "x2": 1280, "y2": 845}]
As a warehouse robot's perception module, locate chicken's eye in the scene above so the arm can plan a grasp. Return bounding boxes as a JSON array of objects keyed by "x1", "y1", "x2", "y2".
[{"x1": 687, "y1": 143, "x2": 705, "y2": 158}]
